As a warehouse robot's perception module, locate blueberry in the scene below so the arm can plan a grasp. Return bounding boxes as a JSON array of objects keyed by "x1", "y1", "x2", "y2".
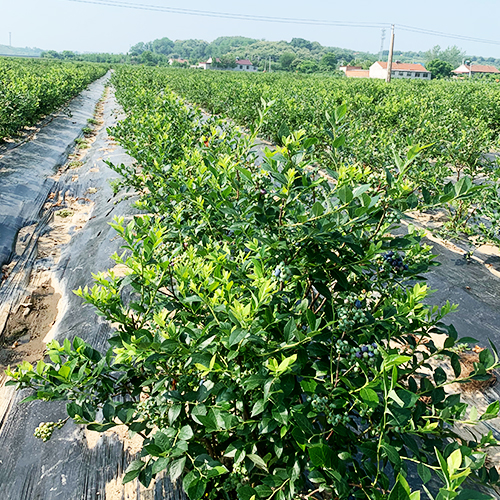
[
  {"x1": 354, "y1": 300, "x2": 362, "y2": 309},
  {"x1": 361, "y1": 345, "x2": 368, "y2": 352},
  {"x1": 355, "y1": 352, "x2": 362, "y2": 358},
  {"x1": 368, "y1": 352, "x2": 374, "y2": 358}
]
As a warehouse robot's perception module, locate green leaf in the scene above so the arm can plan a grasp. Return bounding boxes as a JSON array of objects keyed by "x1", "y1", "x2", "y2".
[
  {"x1": 360, "y1": 388, "x2": 379, "y2": 408},
  {"x1": 254, "y1": 484, "x2": 273, "y2": 497},
  {"x1": 353, "y1": 184, "x2": 370, "y2": 198},
  {"x1": 312, "y1": 201, "x2": 324, "y2": 216},
  {"x1": 388, "y1": 481, "x2": 410, "y2": 500},
  {"x1": 168, "y1": 405, "x2": 182, "y2": 425},
  {"x1": 337, "y1": 185, "x2": 353, "y2": 204},
  {"x1": 152, "y1": 457, "x2": 170, "y2": 475},
  {"x1": 383, "y1": 355, "x2": 411, "y2": 369},
  {"x1": 186, "y1": 479, "x2": 206, "y2": 500},
  {"x1": 237, "y1": 485, "x2": 258, "y2": 500},
  {"x1": 67, "y1": 402, "x2": 82, "y2": 419},
  {"x1": 247, "y1": 454, "x2": 268, "y2": 471},
  {"x1": 434, "y1": 367, "x2": 447, "y2": 386},
  {"x1": 229, "y1": 328, "x2": 248, "y2": 347},
  {"x1": 481, "y1": 401, "x2": 500, "y2": 420},
  {"x1": 451, "y1": 353, "x2": 461, "y2": 377},
  {"x1": 455, "y1": 491, "x2": 493, "y2": 500},
  {"x1": 251, "y1": 399, "x2": 266, "y2": 417},
  {"x1": 334, "y1": 103, "x2": 347, "y2": 123},
  {"x1": 479, "y1": 348, "x2": 495, "y2": 369},
  {"x1": 178, "y1": 425, "x2": 194, "y2": 441},
  {"x1": 169, "y1": 456, "x2": 186, "y2": 482},
  {"x1": 86, "y1": 422, "x2": 117, "y2": 432},
  {"x1": 382, "y1": 443, "x2": 402, "y2": 468},
  {"x1": 417, "y1": 462, "x2": 432, "y2": 484},
  {"x1": 309, "y1": 444, "x2": 334, "y2": 468},
  {"x1": 447, "y1": 449, "x2": 462, "y2": 475},
  {"x1": 123, "y1": 459, "x2": 145, "y2": 483}
]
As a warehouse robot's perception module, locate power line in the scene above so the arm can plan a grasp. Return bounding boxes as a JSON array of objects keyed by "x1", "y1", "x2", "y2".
[
  {"x1": 65, "y1": 0, "x2": 388, "y2": 28},
  {"x1": 63, "y1": 0, "x2": 500, "y2": 47},
  {"x1": 398, "y1": 24, "x2": 500, "y2": 46}
]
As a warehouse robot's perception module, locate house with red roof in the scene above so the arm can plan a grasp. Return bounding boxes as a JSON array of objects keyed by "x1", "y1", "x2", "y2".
[
  {"x1": 452, "y1": 64, "x2": 500, "y2": 76},
  {"x1": 369, "y1": 61, "x2": 431, "y2": 80},
  {"x1": 233, "y1": 58, "x2": 258, "y2": 72},
  {"x1": 168, "y1": 58, "x2": 189, "y2": 66},
  {"x1": 339, "y1": 66, "x2": 370, "y2": 78}
]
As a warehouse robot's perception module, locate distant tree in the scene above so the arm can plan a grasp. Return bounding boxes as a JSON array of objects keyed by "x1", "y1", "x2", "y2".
[
  {"x1": 206, "y1": 36, "x2": 257, "y2": 57},
  {"x1": 290, "y1": 38, "x2": 313, "y2": 51},
  {"x1": 172, "y1": 39, "x2": 208, "y2": 60},
  {"x1": 139, "y1": 51, "x2": 157, "y2": 66},
  {"x1": 320, "y1": 52, "x2": 338, "y2": 70},
  {"x1": 424, "y1": 45, "x2": 465, "y2": 68},
  {"x1": 426, "y1": 59, "x2": 454, "y2": 79},
  {"x1": 129, "y1": 42, "x2": 147, "y2": 56},
  {"x1": 41, "y1": 50, "x2": 62, "y2": 59},
  {"x1": 61, "y1": 50, "x2": 76, "y2": 59},
  {"x1": 279, "y1": 52, "x2": 296, "y2": 70},
  {"x1": 297, "y1": 60, "x2": 319, "y2": 74},
  {"x1": 336, "y1": 52, "x2": 355, "y2": 64},
  {"x1": 151, "y1": 37, "x2": 174, "y2": 55}
]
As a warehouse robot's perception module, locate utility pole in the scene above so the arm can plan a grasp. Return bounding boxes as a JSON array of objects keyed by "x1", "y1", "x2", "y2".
[
  {"x1": 379, "y1": 29, "x2": 386, "y2": 60},
  {"x1": 9, "y1": 32, "x2": 12, "y2": 47},
  {"x1": 386, "y1": 24, "x2": 395, "y2": 83}
]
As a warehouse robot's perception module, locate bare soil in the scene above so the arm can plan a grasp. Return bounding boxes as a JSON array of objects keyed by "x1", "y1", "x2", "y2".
[
  {"x1": 0, "y1": 273, "x2": 60, "y2": 378},
  {"x1": 0, "y1": 87, "x2": 110, "y2": 378}
]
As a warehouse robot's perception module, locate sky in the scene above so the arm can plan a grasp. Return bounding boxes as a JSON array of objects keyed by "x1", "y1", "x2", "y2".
[{"x1": 2, "y1": 0, "x2": 500, "y2": 58}]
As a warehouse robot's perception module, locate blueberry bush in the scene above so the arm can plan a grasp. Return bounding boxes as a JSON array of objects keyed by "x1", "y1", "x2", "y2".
[
  {"x1": 152, "y1": 67, "x2": 500, "y2": 247},
  {"x1": 6, "y1": 67, "x2": 500, "y2": 500},
  {"x1": 0, "y1": 57, "x2": 108, "y2": 140}
]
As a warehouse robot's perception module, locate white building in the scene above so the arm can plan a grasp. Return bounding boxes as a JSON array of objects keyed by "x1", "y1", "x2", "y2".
[
  {"x1": 233, "y1": 59, "x2": 258, "y2": 72},
  {"x1": 369, "y1": 61, "x2": 431, "y2": 80},
  {"x1": 197, "y1": 57, "x2": 221, "y2": 70}
]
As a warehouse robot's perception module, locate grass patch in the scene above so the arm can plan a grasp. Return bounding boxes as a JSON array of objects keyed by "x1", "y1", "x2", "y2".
[{"x1": 55, "y1": 209, "x2": 74, "y2": 218}]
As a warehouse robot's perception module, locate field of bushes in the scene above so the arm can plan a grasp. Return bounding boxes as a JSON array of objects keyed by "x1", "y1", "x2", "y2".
[
  {"x1": 7, "y1": 65, "x2": 500, "y2": 500},
  {"x1": 0, "y1": 57, "x2": 108, "y2": 140},
  {"x1": 147, "y1": 68, "x2": 500, "y2": 247}
]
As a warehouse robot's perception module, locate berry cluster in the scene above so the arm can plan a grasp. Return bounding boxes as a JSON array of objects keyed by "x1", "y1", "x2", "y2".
[
  {"x1": 353, "y1": 343, "x2": 379, "y2": 366},
  {"x1": 273, "y1": 262, "x2": 291, "y2": 283},
  {"x1": 311, "y1": 394, "x2": 350, "y2": 426},
  {"x1": 254, "y1": 171, "x2": 272, "y2": 200},
  {"x1": 359, "y1": 406, "x2": 375, "y2": 419},
  {"x1": 382, "y1": 251, "x2": 408, "y2": 272},
  {"x1": 34, "y1": 419, "x2": 66, "y2": 442},
  {"x1": 334, "y1": 339, "x2": 380, "y2": 372},
  {"x1": 337, "y1": 294, "x2": 368, "y2": 331}
]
